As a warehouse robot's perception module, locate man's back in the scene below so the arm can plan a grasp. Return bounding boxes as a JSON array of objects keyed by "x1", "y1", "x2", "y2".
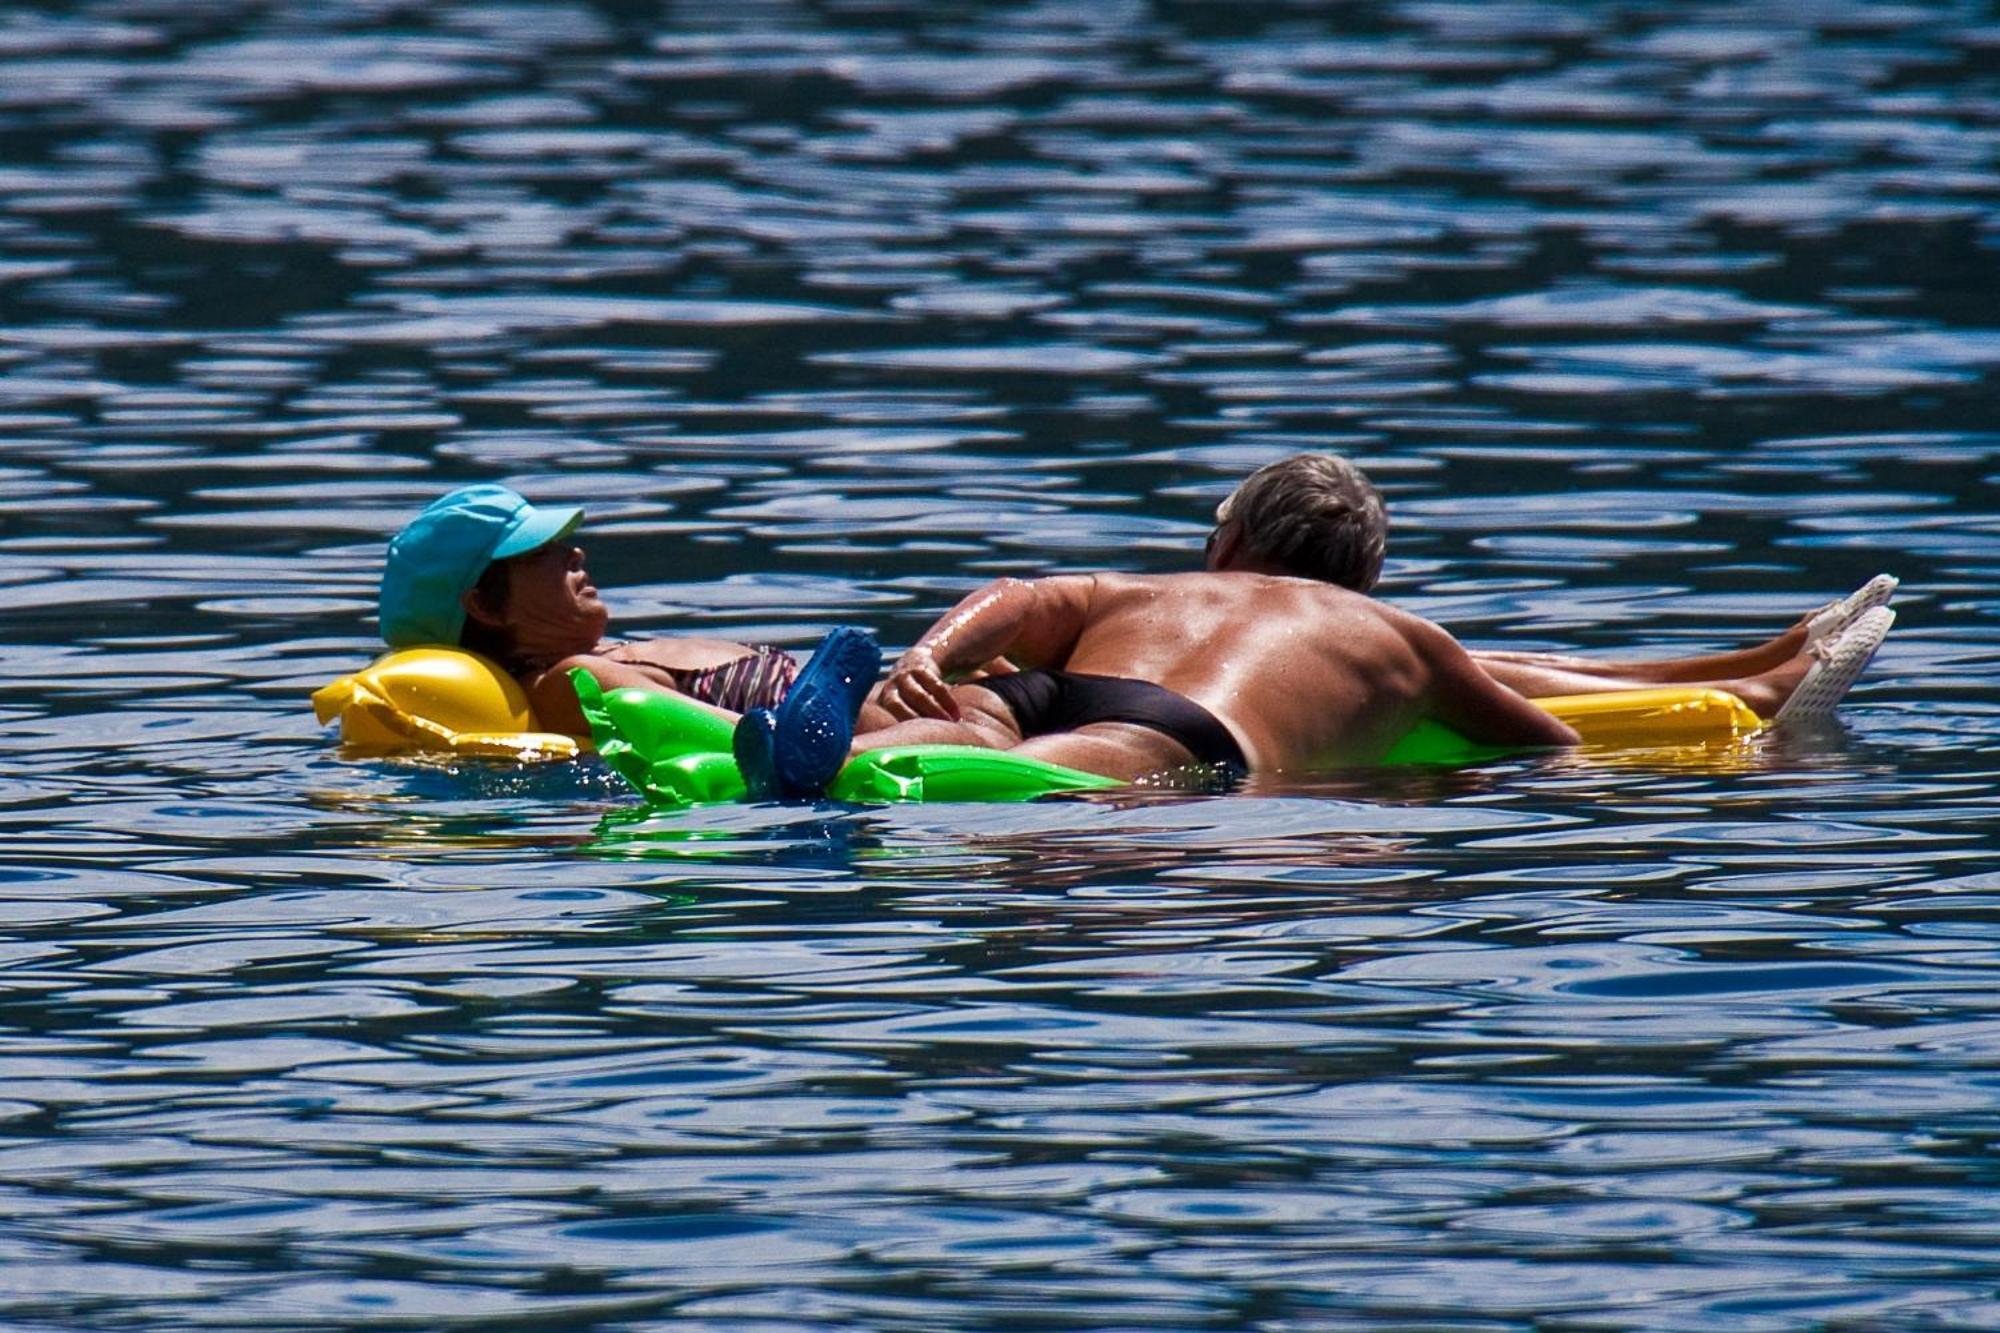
[{"x1": 1046, "y1": 571, "x2": 1438, "y2": 769}]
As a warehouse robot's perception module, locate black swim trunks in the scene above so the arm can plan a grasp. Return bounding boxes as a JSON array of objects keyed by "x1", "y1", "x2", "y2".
[{"x1": 973, "y1": 670, "x2": 1248, "y2": 771}]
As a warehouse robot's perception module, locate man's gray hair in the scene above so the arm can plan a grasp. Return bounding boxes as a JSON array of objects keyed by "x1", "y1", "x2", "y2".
[{"x1": 1215, "y1": 453, "x2": 1387, "y2": 591}]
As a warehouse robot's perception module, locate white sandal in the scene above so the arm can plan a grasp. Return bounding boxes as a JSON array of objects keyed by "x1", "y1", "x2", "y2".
[
  {"x1": 1805, "y1": 574, "x2": 1897, "y2": 649},
  {"x1": 1775, "y1": 606, "x2": 1894, "y2": 727}
]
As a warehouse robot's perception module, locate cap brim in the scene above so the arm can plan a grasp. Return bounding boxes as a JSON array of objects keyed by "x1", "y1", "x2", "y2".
[{"x1": 491, "y1": 503, "x2": 583, "y2": 560}]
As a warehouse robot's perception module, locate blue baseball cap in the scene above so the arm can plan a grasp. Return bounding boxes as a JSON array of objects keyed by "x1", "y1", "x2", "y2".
[{"x1": 378, "y1": 484, "x2": 583, "y2": 648}]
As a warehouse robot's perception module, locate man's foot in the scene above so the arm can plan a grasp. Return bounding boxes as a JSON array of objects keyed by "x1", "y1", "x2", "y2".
[
  {"x1": 1775, "y1": 605, "x2": 1894, "y2": 727},
  {"x1": 1805, "y1": 574, "x2": 1898, "y2": 649},
  {"x1": 768, "y1": 626, "x2": 883, "y2": 798},
  {"x1": 732, "y1": 707, "x2": 781, "y2": 800}
]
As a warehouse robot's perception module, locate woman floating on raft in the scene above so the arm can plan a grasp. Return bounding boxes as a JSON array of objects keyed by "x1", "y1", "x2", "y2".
[{"x1": 367, "y1": 454, "x2": 1895, "y2": 796}]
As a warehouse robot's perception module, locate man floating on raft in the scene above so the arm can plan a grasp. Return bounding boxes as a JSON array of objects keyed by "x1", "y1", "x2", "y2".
[{"x1": 343, "y1": 452, "x2": 1896, "y2": 799}]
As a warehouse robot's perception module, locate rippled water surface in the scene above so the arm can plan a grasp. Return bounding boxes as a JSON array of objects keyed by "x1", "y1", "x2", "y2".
[{"x1": 2, "y1": 0, "x2": 1999, "y2": 1326}]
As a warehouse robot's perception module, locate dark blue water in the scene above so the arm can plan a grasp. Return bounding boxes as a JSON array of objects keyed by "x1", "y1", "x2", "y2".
[{"x1": 2, "y1": 1, "x2": 1998, "y2": 1326}]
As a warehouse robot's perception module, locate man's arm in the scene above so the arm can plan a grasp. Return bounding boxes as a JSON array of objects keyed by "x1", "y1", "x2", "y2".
[
  {"x1": 1404, "y1": 617, "x2": 1581, "y2": 749},
  {"x1": 876, "y1": 576, "x2": 1094, "y2": 721}
]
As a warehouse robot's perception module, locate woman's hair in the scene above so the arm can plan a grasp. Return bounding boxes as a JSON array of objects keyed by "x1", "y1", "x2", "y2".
[
  {"x1": 1215, "y1": 453, "x2": 1387, "y2": 591},
  {"x1": 458, "y1": 558, "x2": 517, "y2": 664}
]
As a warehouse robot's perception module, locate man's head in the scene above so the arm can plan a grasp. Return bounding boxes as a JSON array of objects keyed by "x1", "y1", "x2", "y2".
[
  {"x1": 1207, "y1": 452, "x2": 1387, "y2": 591},
  {"x1": 378, "y1": 483, "x2": 589, "y2": 649}
]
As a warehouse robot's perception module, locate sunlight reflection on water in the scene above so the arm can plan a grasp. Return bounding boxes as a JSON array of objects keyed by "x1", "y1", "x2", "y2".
[{"x1": 0, "y1": 0, "x2": 1996, "y2": 1326}]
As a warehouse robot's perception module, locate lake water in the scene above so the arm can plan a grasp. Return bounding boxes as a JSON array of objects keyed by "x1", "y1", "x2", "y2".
[{"x1": 2, "y1": 0, "x2": 1998, "y2": 1326}]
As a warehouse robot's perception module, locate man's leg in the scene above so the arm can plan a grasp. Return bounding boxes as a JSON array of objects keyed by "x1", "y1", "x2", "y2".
[
  {"x1": 991, "y1": 712, "x2": 1228, "y2": 782},
  {"x1": 1468, "y1": 575, "x2": 1896, "y2": 693},
  {"x1": 1470, "y1": 647, "x2": 1808, "y2": 715},
  {"x1": 1473, "y1": 627, "x2": 1805, "y2": 689},
  {"x1": 1009, "y1": 730, "x2": 1190, "y2": 783},
  {"x1": 1473, "y1": 621, "x2": 1820, "y2": 702},
  {"x1": 1476, "y1": 608, "x2": 1892, "y2": 723}
]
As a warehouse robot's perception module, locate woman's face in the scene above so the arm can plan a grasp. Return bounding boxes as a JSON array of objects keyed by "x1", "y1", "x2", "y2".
[{"x1": 494, "y1": 539, "x2": 609, "y2": 649}]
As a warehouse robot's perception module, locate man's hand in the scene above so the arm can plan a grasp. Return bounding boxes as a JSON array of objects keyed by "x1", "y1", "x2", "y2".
[{"x1": 877, "y1": 648, "x2": 960, "y2": 721}]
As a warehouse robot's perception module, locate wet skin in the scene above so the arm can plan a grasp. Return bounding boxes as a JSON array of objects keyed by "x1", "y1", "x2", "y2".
[
  {"x1": 867, "y1": 568, "x2": 1582, "y2": 778},
  {"x1": 864, "y1": 525, "x2": 1819, "y2": 780}
]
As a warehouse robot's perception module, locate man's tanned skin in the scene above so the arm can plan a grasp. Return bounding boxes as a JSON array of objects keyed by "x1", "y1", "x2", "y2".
[
  {"x1": 855, "y1": 452, "x2": 1831, "y2": 781},
  {"x1": 862, "y1": 532, "x2": 1581, "y2": 780}
]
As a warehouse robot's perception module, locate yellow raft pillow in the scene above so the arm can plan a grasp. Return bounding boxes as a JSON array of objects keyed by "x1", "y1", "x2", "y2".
[{"x1": 312, "y1": 647, "x2": 580, "y2": 761}]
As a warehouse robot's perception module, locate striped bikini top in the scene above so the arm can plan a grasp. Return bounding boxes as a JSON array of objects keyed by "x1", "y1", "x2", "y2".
[{"x1": 654, "y1": 644, "x2": 799, "y2": 715}]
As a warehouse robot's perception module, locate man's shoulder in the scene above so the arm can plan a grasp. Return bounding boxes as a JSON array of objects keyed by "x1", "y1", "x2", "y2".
[
  {"x1": 1086, "y1": 571, "x2": 1381, "y2": 622},
  {"x1": 1166, "y1": 569, "x2": 1371, "y2": 603}
]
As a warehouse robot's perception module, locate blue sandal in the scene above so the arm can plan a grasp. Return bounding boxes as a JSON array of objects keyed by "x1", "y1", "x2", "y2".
[
  {"x1": 734, "y1": 627, "x2": 882, "y2": 799},
  {"x1": 732, "y1": 707, "x2": 782, "y2": 800}
]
